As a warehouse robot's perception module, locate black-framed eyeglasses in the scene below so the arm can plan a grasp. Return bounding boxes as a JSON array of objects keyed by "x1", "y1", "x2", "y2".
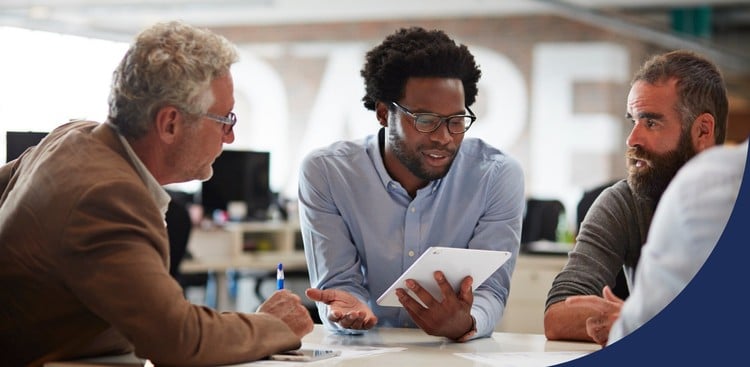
[
  {"x1": 391, "y1": 101, "x2": 476, "y2": 134},
  {"x1": 203, "y1": 112, "x2": 237, "y2": 135}
]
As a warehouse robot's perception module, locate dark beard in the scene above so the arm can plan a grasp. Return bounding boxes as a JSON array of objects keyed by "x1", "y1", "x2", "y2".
[
  {"x1": 388, "y1": 128, "x2": 455, "y2": 181},
  {"x1": 626, "y1": 131, "x2": 696, "y2": 203}
]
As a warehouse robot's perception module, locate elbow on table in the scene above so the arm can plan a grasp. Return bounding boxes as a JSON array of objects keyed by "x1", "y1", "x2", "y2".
[
  {"x1": 542, "y1": 302, "x2": 567, "y2": 340},
  {"x1": 543, "y1": 311, "x2": 561, "y2": 340}
]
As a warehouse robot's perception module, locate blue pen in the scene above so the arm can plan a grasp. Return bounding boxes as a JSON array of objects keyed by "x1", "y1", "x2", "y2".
[{"x1": 277, "y1": 263, "x2": 285, "y2": 290}]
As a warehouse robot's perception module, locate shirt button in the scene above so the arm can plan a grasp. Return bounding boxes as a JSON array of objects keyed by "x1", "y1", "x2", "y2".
[
  {"x1": 408, "y1": 250, "x2": 415, "y2": 257},
  {"x1": 410, "y1": 207, "x2": 416, "y2": 213}
]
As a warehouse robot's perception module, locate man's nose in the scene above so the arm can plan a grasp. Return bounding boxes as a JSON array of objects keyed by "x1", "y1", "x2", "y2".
[{"x1": 626, "y1": 123, "x2": 644, "y2": 148}]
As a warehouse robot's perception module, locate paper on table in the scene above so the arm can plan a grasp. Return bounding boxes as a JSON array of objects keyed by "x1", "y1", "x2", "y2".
[
  {"x1": 455, "y1": 351, "x2": 590, "y2": 367},
  {"x1": 304, "y1": 343, "x2": 405, "y2": 359},
  {"x1": 237, "y1": 343, "x2": 405, "y2": 366}
]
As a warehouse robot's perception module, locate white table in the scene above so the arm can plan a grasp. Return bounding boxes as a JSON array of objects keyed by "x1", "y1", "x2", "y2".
[
  {"x1": 46, "y1": 325, "x2": 600, "y2": 367},
  {"x1": 288, "y1": 325, "x2": 600, "y2": 366}
]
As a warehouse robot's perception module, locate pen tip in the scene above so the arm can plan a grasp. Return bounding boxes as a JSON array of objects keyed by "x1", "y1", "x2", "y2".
[{"x1": 277, "y1": 263, "x2": 283, "y2": 270}]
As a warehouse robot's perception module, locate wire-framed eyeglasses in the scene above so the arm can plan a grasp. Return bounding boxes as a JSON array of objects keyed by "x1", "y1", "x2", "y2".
[
  {"x1": 203, "y1": 112, "x2": 237, "y2": 135},
  {"x1": 391, "y1": 101, "x2": 476, "y2": 134}
]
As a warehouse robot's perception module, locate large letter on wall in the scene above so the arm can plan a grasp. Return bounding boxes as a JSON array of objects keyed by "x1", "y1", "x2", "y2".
[
  {"x1": 282, "y1": 43, "x2": 369, "y2": 197},
  {"x1": 232, "y1": 49, "x2": 290, "y2": 191},
  {"x1": 470, "y1": 46, "x2": 527, "y2": 151},
  {"x1": 530, "y1": 42, "x2": 628, "y2": 206}
]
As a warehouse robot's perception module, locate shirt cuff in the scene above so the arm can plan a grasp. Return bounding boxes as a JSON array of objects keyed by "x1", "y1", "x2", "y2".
[{"x1": 454, "y1": 315, "x2": 477, "y2": 343}]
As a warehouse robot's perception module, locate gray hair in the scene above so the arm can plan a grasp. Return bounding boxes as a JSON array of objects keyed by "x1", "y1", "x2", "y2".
[{"x1": 108, "y1": 21, "x2": 239, "y2": 139}]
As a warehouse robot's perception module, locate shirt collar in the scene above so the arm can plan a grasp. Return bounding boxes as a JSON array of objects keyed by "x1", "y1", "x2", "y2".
[{"x1": 106, "y1": 122, "x2": 171, "y2": 217}]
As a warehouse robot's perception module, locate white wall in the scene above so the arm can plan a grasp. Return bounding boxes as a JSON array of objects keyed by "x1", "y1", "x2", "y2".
[{"x1": 0, "y1": 27, "x2": 630, "y2": 230}]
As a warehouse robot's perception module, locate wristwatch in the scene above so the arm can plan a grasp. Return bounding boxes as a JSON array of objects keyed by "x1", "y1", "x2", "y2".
[{"x1": 455, "y1": 315, "x2": 477, "y2": 342}]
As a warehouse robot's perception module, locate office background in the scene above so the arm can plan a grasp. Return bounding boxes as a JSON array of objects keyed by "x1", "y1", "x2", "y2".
[
  {"x1": 2, "y1": 2, "x2": 749, "y2": 365},
  {"x1": 2, "y1": 0, "x2": 749, "y2": 224}
]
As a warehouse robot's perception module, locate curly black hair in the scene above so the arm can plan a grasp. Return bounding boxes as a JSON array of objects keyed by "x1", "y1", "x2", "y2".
[{"x1": 360, "y1": 26, "x2": 481, "y2": 111}]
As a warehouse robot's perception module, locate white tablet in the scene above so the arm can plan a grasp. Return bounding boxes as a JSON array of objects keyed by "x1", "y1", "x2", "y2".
[{"x1": 376, "y1": 247, "x2": 512, "y2": 308}]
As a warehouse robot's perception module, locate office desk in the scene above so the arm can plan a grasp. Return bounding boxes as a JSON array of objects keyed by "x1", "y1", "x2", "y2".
[
  {"x1": 180, "y1": 251, "x2": 308, "y2": 310},
  {"x1": 46, "y1": 324, "x2": 600, "y2": 367},
  {"x1": 497, "y1": 252, "x2": 568, "y2": 333},
  {"x1": 180, "y1": 221, "x2": 305, "y2": 310}
]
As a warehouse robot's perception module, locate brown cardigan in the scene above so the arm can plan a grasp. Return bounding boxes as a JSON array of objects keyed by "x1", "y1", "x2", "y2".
[{"x1": 0, "y1": 121, "x2": 300, "y2": 366}]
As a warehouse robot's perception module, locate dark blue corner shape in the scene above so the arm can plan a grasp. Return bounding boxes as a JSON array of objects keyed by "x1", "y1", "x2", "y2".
[{"x1": 556, "y1": 147, "x2": 750, "y2": 367}]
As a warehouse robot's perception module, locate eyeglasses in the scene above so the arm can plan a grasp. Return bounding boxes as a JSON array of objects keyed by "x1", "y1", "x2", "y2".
[
  {"x1": 203, "y1": 112, "x2": 237, "y2": 135},
  {"x1": 391, "y1": 102, "x2": 476, "y2": 134}
]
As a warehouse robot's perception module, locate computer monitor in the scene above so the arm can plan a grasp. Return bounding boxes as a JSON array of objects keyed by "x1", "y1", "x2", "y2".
[
  {"x1": 6, "y1": 131, "x2": 48, "y2": 163},
  {"x1": 200, "y1": 150, "x2": 271, "y2": 221}
]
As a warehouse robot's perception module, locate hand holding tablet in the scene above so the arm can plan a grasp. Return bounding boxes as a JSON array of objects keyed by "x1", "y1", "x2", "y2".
[{"x1": 376, "y1": 247, "x2": 512, "y2": 308}]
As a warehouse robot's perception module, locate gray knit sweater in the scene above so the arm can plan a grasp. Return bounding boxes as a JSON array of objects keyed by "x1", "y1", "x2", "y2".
[{"x1": 546, "y1": 179, "x2": 655, "y2": 308}]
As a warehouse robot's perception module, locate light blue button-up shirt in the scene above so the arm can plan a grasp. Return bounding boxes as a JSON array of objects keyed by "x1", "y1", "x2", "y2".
[{"x1": 298, "y1": 129, "x2": 525, "y2": 338}]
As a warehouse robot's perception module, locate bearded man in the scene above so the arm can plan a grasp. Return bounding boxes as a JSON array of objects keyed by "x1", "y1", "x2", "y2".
[{"x1": 543, "y1": 50, "x2": 728, "y2": 344}]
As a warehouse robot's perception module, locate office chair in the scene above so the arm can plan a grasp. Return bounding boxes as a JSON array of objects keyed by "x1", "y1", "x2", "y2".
[
  {"x1": 521, "y1": 198, "x2": 565, "y2": 244},
  {"x1": 166, "y1": 198, "x2": 192, "y2": 280},
  {"x1": 165, "y1": 190, "x2": 215, "y2": 306}
]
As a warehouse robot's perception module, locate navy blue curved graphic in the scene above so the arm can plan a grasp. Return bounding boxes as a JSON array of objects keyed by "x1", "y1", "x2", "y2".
[{"x1": 558, "y1": 147, "x2": 750, "y2": 366}]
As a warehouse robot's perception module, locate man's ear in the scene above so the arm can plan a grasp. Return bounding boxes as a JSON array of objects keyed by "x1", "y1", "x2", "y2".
[
  {"x1": 154, "y1": 106, "x2": 181, "y2": 144},
  {"x1": 375, "y1": 101, "x2": 389, "y2": 127},
  {"x1": 691, "y1": 112, "x2": 716, "y2": 152}
]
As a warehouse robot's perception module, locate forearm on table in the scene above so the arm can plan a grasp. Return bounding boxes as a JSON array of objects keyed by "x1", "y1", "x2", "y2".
[{"x1": 543, "y1": 301, "x2": 596, "y2": 342}]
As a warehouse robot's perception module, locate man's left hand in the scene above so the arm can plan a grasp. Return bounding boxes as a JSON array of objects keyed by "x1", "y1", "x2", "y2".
[{"x1": 564, "y1": 286, "x2": 624, "y2": 346}]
